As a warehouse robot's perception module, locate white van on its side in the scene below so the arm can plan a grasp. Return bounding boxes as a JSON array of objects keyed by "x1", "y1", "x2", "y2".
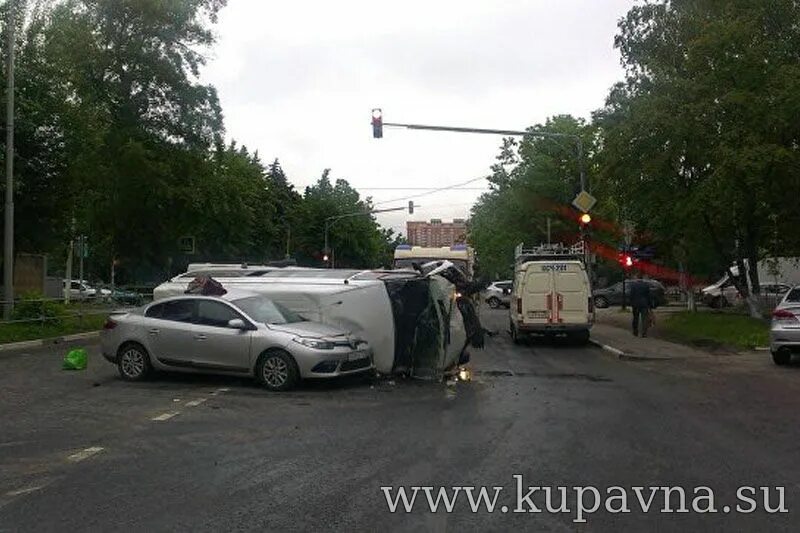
[{"x1": 509, "y1": 259, "x2": 593, "y2": 344}]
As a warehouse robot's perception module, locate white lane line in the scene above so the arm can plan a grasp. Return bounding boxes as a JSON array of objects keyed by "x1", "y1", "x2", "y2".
[
  {"x1": 151, "y1": 412, "x2": 179, "y2": 421},
  {"x1": 210, "y1": 387, "x2": 230, "y2": 396},
  {"x1": 185, "y1": 398, "x2": 207, "y2": 408},
  {"x1": 67, "y1": 446, "x2": 105, "y2": 463},
  {"x1": 5, "y1": 484, "x2": 48, "y2": 497}
]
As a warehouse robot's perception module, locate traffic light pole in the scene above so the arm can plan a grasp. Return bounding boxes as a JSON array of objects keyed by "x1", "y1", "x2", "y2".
[
  {"x1": 381, "y1": 121, "x2": 586, "y2": 193},
  {"x1": 324, "y1": 205, "x2": 410, "y2": 268}
]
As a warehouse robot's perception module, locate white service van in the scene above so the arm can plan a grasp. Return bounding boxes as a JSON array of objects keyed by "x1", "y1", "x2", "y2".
[{"x1": 509, "y1": 244, "x2": 593, "y2": 344}]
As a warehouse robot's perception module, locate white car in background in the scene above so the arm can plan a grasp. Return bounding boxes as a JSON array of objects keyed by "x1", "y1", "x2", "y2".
[
  {"x1": 65, "y1": 279, "x2": 97, "y2": 300},
  {"x1": 484, "y1": 281, "x2": 512, "y2": 309}
]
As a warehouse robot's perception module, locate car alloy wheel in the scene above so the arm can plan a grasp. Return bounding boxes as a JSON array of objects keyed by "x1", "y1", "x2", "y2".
[
  {"x1": 262, "y1": 355, "x2": 289, "y2": 388},
  {"x1": 594, "y1": 296, "x2": 609, "y2": 309},
  {"x1": 118, "y1": 345, "x2": 150, "y2": 380},
  {"x1": 487, "y1": 297, "x2": 500, "y2": 309}
]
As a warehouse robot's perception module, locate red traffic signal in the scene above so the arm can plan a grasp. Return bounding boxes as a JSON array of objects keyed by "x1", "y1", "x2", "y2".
[
  {"x1": 371, "y1": 108, "x2": 383, "y2": 138},
  {"x1": 618, "y1": 253, "x2": 634, "y2": 268}
]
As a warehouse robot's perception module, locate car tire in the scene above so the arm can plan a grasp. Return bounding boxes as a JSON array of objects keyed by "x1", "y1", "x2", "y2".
[
  {"x1": 256, "y1": 350, "x2": 300, "y2": 391},
  {"x1": 772, "y1": 349, "x2": 791, "y2": 366},
  {"x1": 487, "y1": 297, "x2": 501, "y2": 309},
  {"x1": 594, "y1": 296, "x2": 609, "y2": 309},
  {"x1": 117, "y1": 342, "x2": 153, "y2": 381}
]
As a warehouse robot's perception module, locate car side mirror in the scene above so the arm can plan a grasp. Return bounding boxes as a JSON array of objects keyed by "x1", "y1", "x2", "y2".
[{"x1": 228, "y1": 318, "x2": 248, "y2": 330}]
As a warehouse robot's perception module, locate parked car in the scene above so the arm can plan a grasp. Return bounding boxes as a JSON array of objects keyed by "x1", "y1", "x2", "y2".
[
  {"x1": 769, "y1": 286, "x2": 800, "y2": 365},
  {"x1": 593, "y1": 279, "x2": 667, "y2": 309},
  {"x1": 100, "y1": 291, "x2": 374, "y2": 391},
  {"x1": 110, "y1": 287, "x2": 145, "y2": 306},
  {"x1": 484, "y1": 280, "x2": 512, "y2": 309},
  {"x1": 65, "y1": 279, "x2": 97, "y2": 300}
]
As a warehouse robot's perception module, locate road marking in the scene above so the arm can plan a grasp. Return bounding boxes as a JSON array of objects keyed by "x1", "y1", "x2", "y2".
[
  {"x1": 210, "y1": 387, "x2": 230, "y2": 396},
  {"x1": 5, "y1": 484, "x2": 47, "y2": 497},
  {"x1": 151, "y1": 412, "x2": 179, "y2": 421},
  {"x1": 185, "y1": 398, "x2": 207, "y2": 407},
  {"x1": 67, "y1": 446, "x2": 105, "y2": 463}
]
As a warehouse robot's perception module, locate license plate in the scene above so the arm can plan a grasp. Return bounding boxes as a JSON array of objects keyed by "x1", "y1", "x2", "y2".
[
  {"x1": 348, "y1": 351, "x2": 369, "y2": 362},
  {"x1": 528, "y1": 311, "x2": 549, "y2": 319}
]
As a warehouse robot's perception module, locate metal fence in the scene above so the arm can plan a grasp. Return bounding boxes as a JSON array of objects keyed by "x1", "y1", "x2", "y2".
[{"x1": 0, "y1": 293, "x2": 154, "y2": 332}]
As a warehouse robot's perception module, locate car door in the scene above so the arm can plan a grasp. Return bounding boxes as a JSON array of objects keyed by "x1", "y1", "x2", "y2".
[
  {"x1": 608, "y1": 282, "x2": 623, "y2": 305},
  {"x1": 191, "y1": 299, "x2": 253, "y2": 373},
  {"x1": 143, "y1": 299, "x2": 197, "y2": 366}
]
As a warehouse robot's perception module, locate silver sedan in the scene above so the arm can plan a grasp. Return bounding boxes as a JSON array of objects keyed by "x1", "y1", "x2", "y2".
[
  {"x1": 100, "y1": 291, "x2": 373, "y2": 391},
  {"x1": 770, "y1": 286, "x2": 800, "y2": 365}
]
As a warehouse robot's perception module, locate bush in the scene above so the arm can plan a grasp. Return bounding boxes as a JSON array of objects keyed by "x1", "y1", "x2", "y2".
[{"x1": 11, "y1": 292, "x2": 67, "y2": 326}]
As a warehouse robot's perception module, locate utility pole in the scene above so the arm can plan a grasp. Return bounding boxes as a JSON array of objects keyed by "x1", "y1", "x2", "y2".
[{"x1": 3, "y1": 0, "x2": 15, "y2": 319}]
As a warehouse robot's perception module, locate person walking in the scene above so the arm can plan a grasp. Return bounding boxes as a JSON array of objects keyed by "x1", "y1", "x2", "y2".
[{"x1": 628, "y1": 272, "x2": 653, "y2": 337}]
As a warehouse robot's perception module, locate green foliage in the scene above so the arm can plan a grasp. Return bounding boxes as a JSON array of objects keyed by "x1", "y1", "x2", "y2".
[
  {"x1": 663, "y1": 311, "x2": 769, "y2": 350},
  {"x1": 0, "y1": 0, "x2": 391, "y2": 281},
  {"x1": 595, "y1": 0, "x2": 800, "y2": 306},
  {"x1": 11, "y1": 292, "x2": 67, "y2": 325},
  {"x1": 470, "y1": 116, "x2": 597, "y2": 278}
]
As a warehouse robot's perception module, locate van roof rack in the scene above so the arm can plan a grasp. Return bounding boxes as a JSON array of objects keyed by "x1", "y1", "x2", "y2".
[{"x1": 514, "y1": 242, "x2": 585, "y2": 263}]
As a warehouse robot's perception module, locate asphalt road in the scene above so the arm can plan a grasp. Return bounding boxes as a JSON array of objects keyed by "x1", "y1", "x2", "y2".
[{"x1": 2, "y1": 309, "x2": 800, "y2": 532}]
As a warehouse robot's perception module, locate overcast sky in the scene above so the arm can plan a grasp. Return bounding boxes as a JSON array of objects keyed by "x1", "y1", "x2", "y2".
[{"x1": 201, "y1": 0, "x2": 636, "y2": 235}]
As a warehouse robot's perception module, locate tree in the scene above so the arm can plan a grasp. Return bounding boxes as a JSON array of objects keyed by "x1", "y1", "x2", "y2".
[
  {"x1": 470, "y1": 115, "x2": 597, "y2": 278},
  {"x1": 294, "y1": 170, "x2": 385, "y2": 268},
  {"x1": 595, "y1": 0, "x2": 800, "y2": 317}
]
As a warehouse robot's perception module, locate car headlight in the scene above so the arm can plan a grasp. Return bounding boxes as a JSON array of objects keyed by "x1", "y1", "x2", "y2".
[{"x1": 292, "y1": 337, "x2": 334, "y2": 350}]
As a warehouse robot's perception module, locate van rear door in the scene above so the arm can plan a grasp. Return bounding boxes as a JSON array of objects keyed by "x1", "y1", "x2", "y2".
[
  {"x1": 553, "y1": 264, "x2": 589, "y2": 324},
  {"x1": 521, "y1": 267, "x2": 553, "y2": 326}
]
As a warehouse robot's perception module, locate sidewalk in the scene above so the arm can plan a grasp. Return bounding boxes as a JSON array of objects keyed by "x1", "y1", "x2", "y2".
[{"x1": 591, "y1": 323, "x2": 711, "y2": 361}]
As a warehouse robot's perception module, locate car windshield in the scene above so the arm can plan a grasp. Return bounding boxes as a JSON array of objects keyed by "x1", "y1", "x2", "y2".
[{"x1": 231, "y1": 296, "x2": 304, "y2": 325}]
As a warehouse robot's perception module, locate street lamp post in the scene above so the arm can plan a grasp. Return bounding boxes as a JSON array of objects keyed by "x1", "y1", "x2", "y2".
[
  {"x1": 3, "y1": 0, "x2": 15, "y2": 319},
  {"x1": 324, "y1": 204, "x2": 412, "y2": 268}
]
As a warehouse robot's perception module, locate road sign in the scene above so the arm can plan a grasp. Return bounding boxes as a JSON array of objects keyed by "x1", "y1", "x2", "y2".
[
  {"x1": 571, "y1": 190, "x2": 596, "y2": 213},
  {"x1": 178, "y1": 236, "x2": 196, "y2": 254},
  {"x1": 74, "y1": 236, "x2": 88, "y2": 258}
]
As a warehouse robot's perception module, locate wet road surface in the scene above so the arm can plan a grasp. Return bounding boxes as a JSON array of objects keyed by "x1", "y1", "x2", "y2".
[{"x1": 1, "y1": 309, "x2": 800, "y2": 531}]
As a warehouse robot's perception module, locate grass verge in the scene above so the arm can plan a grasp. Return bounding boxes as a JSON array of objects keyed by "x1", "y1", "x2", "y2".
[
  {"x1": 662, "y1": 311, "x2": 769, "y2": 350},
  {"x1": 0, "y1": 314, "x2": 106, "y2": 344}
]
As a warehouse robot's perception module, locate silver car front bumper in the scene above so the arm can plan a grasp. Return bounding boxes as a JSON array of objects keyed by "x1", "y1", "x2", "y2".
[{"x1": 289, "y1": 345, "x2": 374, "y2": 378}]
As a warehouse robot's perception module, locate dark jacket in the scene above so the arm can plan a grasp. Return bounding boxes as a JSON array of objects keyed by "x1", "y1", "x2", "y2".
[{"x1": 628, "y1": 279, "x2": 653, "y2": 309}]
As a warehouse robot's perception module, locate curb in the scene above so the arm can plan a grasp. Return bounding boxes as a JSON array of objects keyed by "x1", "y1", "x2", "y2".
[
  {"x1": 589, "y1": 338, "x2": 675, "y2": 362},
  {"x1": 0, "y1": 331, "x2": 100, "y2": 353},
  {"x1": 589, "y1": 339, "x2": 626, "y2": 359}
]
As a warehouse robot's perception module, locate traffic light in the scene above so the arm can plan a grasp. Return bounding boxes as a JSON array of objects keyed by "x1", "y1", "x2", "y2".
[
  {"x1": 408, "y1": 200, "x2": 414, "y2": 214},
  {"x1": 372, "y1": 108, "x2": 383, "y2": 138},
  {"x1": 579, "y1": 213, "x2": 591, "y2": 225},
  {"x1": 618, "y1": 252, "x2": 634, "y2": 268}
]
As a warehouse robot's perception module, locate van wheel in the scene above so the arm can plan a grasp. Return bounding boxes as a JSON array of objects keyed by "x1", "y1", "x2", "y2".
[
  {"x1": 594, "y1": 296, "x2": 609, "y2": 309},
  {"x1": 572, "y1": 330, "x2": 591, "y2": 345},
  {"x1": 772, "y1": 349, "x2": 791, "y2": 366},
  {"x1": 487, "y1": 297, "x2": 501, "y2": 309}
]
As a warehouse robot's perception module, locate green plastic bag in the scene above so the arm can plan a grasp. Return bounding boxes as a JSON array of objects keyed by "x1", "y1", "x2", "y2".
[{"x1": 63, "y1": 348, "x2": 87, "y2": 370}]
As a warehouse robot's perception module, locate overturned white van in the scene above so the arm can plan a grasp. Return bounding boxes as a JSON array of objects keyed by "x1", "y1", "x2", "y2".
[{"x1": 153, "y1": 266, "x2": 480, "y2": 378}]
